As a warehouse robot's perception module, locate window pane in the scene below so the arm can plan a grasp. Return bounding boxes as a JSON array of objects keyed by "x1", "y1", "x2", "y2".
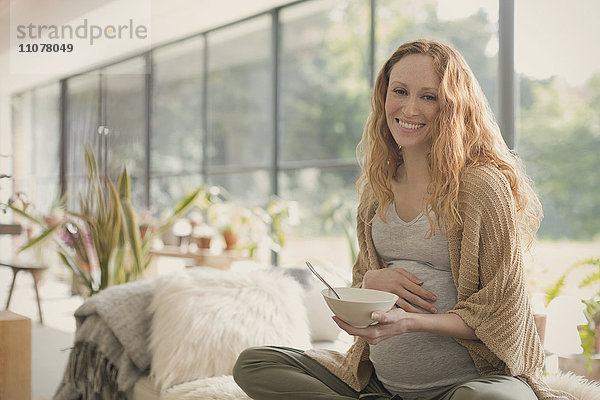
[
  {"x1": 376, "y1": 0, "x2": 499, "y2": 114},
  {"x1": 11, "y1": 92, "x2": 34, "y2": 197},
  {"x1": 150, "y1": 174, "x2": 203, "y2": 213},
  {"x1": 207, "y1": 16, "x2": 272, "y2": 168},
  {"x1": 516, "y1": 0, "x2": 600, "y2": 298},
  {"x1": 278, "y1": 166, "x2": 360, "y2": 271},
  {"x1": 279, "y1": 166, "x2": 360, "y2": 234},
  {"x1": 207, "y1": 170, "x2": 271, "y2": 207},
  {"x1": 280, "y1": 0, "x2": 370, "y2": 163},
  {"x1": 65, "y1": 72, "x2": 100, "y2": 196},
  {"x1": 11, "y1": 86, "x2": 60, "y2": 214},
  {"x1": 152, "y1": 37, "x2": 204, "y2": 177},
  {"x1": 32, "y1": 83, "x2": 61, "y2": 212},
  {"x1": 104, "y1": 57, "x2": 148, "y2": 206}
]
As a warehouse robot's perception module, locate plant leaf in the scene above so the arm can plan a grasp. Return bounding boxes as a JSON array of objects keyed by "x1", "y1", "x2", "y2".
[
  {"x1": 155, "y1": 188, "x2": 201, "y2": 236},
  {"x1": 544, "y1": 273, "x2": 567, "y2": 306},
  {"x1": 118, "y1": 167, "x2": 131, "y2": 201},
  {"x1": 106, "y1": 178, "x2": 122, "y2": 255},
  {"x1": 121, "y1": 200, "x2": 143, "y2": 277},
  {"x1": 17, "y1": 224, "x2": 60, "y2": 253},
  {"x1": 57, "y1": 250, "x2": 92, "y2": 293},
  {"x1": 8, "y1": 204, "x2": 46, "y2": 226},
  {"x1": 579, "y1": 270, "x2": 600, "y2": 288},
  {"x1": 84, "y1": 145, "x2": 98, "y2": 181}
]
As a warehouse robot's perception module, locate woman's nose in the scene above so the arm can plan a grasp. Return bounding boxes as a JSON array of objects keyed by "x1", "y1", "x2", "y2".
[{"x1": 404, "y1": 96, "x2": 419, "y2": 115}]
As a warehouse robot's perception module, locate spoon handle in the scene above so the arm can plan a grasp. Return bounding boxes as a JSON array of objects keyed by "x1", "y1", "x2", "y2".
[{"x1": 305, "y1": 261, "x2": 341, "y2": 299}]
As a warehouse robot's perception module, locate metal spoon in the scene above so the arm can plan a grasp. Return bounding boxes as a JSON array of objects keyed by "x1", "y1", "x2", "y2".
[{"x1": 305, "y1": 261, "x2": 341, "y2": 299}]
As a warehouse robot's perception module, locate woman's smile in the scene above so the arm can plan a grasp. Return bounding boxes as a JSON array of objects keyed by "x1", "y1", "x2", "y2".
[{"x1": 395, "y1": 118, "x2": 426, "y2": 132}]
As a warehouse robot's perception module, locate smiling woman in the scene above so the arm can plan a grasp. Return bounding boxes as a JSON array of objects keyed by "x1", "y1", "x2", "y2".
[{"x1": 233, "y1": 39, "x2": 577, "y2": 400}]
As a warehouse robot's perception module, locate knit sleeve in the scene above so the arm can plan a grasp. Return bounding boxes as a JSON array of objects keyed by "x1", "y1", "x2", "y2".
[
  {"x1": 448, "y1": 166, "x2": 545, "y2": 376},
  {"x1": 351, "y1": 215, "x2": 369, "y2": 288},
  {"x1": 351, "y1": 187, "x2": 378, "y2": 288}
]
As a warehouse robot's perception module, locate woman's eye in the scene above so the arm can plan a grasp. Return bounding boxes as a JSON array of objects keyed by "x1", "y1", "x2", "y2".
[
  {"x1": 393, "y1": 88, "x2": 407, "y2": 95},
  {"x1": 423, "y1": 95, "x2": 437, "y2": 101}
]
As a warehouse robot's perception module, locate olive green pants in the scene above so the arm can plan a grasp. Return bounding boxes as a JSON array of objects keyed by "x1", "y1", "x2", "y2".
[{"x1": 233, "y1": 346, "x2": 538, "y2": 400}]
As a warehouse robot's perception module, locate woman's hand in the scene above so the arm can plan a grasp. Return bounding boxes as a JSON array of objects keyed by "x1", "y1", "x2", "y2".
[
  {"x1": 362, "y1": 267, "x2": 437, "y2": 313},
  {"x1": 333, "y1": 309, "x2": 478, "y2": 343},
  {"x1": 332, "y1": 308, "x2": 415, "y2": 345}
]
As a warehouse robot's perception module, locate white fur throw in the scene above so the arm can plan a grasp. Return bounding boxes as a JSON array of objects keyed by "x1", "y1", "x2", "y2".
[
  {"x1": 164, "y1": 375, "x2": 251, "y2": 400},
  {"x1": 149, "y1": 268, "x2": 311, "y2": 392},
  {"x1": 543, "y1": 372, "x2": 600, "y2": 400},
  {"x1": 161, "y1": 371, "x2": 599, "y2": 400}
]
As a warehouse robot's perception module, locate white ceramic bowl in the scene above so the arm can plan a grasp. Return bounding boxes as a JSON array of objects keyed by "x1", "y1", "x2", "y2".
[{"x1": 321, "y1": 287, "x2": 399, "y2": 328}]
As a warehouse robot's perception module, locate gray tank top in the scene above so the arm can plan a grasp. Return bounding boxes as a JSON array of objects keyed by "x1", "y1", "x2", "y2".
[{"x1": 370, "y1": 204, "x2": 479, "y2": 399}]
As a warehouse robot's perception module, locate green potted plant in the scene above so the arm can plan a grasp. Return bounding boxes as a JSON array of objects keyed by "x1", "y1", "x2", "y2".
[
  {"x1": 544, "y1": 257, "x2": 600, "y2": 365},
  {"x1": 207, "y1": 201, "x2": 249, "y2": 251},
  {"x1": 203, "y1": 195, "x2": 294, "y2": 258},
  {"x1": 9, "y1": 146, "x2": 201, "y2": 297}
]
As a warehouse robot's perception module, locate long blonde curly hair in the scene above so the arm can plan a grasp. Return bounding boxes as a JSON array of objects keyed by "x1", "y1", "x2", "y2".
[{"x1": 356, "y1": 39, "x2": 542, "y2": 246}]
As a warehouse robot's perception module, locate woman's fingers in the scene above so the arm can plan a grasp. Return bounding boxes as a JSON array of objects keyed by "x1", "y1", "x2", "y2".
[
  {"x1": 332, "y1": 316, "x2": 385, "y2": 345},
  {"x1": 396, "y1": 268, "x2": 424, "y2": 285},
  {"x1": 399, "y1": 285, "x2": 437, "y2": 314},
  {"x1": 389, "y1": 270, "x2": 437, "y2": 313},
  {"x1": 396, "y1": 298, "x2": 428, "y2": 314},
  {"x1": 332, "y1": 309, "x2": 412, "y2": 345},
  {"x1": 397, "y1": 269, "x2": 437, "y2": 300},
  {"x1": 363, "y1": 268, "x2": 438, "y2": 313}
]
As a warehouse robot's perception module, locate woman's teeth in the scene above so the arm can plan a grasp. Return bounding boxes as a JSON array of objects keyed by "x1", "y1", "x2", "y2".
[{"x1": 396, "y1": 119, "x2": 424, "y2": 130}]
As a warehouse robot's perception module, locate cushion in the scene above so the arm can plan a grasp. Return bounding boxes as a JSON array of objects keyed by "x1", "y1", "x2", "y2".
[
  {"x1": 230, "y1": 262, "x2": 348, "y2": 342},
  {"x1": 149, "y1": 267, "x2": 311, "y2": 392},
  {"x1": 164, "y1": 375, "x2": 251, "y2": 400},
  {"x1": 280, "y1": 267, "x2": 346, "y2": 342}
]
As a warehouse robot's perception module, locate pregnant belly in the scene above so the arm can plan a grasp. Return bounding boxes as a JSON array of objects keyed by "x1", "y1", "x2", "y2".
[
  {"x1": 370, "y1": 260, "x2": 479, "y2": 393},
  {"x1": 370, "y1": 332, "x2": 478, "y2": 392},
  {"x1": 388, "y1": 259, "x2": 457, "y2": 313}
]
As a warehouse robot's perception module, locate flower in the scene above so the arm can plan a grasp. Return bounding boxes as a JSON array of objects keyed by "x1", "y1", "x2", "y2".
[{"x1": 207, "y1": 202, "x2": 246, "y2": 232}]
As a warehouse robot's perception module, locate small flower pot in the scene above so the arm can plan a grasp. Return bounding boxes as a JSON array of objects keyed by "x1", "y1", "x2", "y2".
[
  {"x1": 139, "y1": 225, "x2": 150, "y2": 239},
  {"x1": 194, "y1": 237, "x2": 212, "y2": 249},
  {"x1": 222, "y1": 230, "x2": 238, "y2": 251}
]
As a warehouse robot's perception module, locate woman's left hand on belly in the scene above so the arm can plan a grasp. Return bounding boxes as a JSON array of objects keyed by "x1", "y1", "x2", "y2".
[{"x1": 332, "y1": 308, "x2": 416, "y2": 345}]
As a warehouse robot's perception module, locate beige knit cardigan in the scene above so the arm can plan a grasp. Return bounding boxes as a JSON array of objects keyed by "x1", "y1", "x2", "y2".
[{"x1": 305, "y1": 166, "x2": 576, "y2": 400}]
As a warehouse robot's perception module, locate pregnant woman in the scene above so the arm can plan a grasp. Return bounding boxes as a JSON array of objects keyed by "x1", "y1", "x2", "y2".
[{"x1": 233, "y1": 39, "x2": 576, "y2": 400}]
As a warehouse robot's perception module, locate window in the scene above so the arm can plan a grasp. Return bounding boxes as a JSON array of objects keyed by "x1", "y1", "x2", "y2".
[
  {"x1": 279, "y1": 166, "x2": 360, "y2": 269},
  {"x1": 14, "y1": 1, "x2": 596, "y2": 278},
  {"x1": 65, "y1": 72, "x2": 101, "y2": 207},
  {"x1": 11, "y1": 92, "x2": 34, "y2": 199},
  {"x1": 277, "y1": 0, "x2": 369, "y2": 269},
  {"x1": 207, "y1": 18, "x2": 273, "y2": 168},
  {"x1": 32, "y1": 84, "x2": 61, "y2": 212},
  {"x1": 151, "y1": 37, "x2": 205, "y2": 211},
  {"x1": 205, "y1": 16, "x2": 273, "y2": 206},
  {"x1": 280, "y1": 0, "x2": 370, "y2": 164},
  {"x1": 11, "y1": 85, "x2": 61, "y2": 214},
  {"x1": 104, "y1": 56, "x2": 148, "y2": 207},
  {"x1": 516, "y1": 0, "x2": 600, "y2": 298}
]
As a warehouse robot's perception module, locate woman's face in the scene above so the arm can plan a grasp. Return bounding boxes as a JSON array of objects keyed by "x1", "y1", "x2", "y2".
[{"x1": 385, "y1": 54, "x2": 441, "y2": 149}]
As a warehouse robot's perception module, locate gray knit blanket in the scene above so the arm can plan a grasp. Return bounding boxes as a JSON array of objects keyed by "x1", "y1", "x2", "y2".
[{"x1": 53, "y1": 280, "x2": 157, "y2": 400}]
